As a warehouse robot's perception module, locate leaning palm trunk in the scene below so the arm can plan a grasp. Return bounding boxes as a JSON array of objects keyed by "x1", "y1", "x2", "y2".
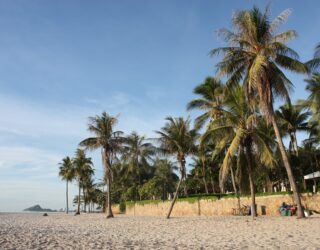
[
  {"x1": 66, "y1": 181, "x2": 69, "y2": 214},
  {"x1": 166, "y1": 177, "x2": 183, "y2": 219},
  {"x1": 166, "y1": 160, "x2": 185, "y2": 219},
  {"x1": 271, "y1": 116, "x2": 304, "y2": 218},
  {"x1": 230, "y1": 163, "x2": 241, "y2": 213}
]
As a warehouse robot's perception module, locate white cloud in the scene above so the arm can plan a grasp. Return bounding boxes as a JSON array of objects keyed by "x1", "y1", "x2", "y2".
[
  {"x1": 0, "y1": 94, "x2": 88, "y2": 138},
  {"x1": 0, "y1": 146, "x2": 62, "y2": 176},
  {"x1": 0, "y1": 93, "x2": 167, "y2": 211}
]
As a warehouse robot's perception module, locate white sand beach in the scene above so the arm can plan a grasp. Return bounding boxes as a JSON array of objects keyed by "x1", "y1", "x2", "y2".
[{"x1": 0, "y1": 213, "x2": 320, "y2": 249}]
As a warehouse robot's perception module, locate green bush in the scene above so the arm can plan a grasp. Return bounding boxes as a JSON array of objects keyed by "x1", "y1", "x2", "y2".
[{"x1": 119, "y1": 200, "x2": 126, "y2": 213}]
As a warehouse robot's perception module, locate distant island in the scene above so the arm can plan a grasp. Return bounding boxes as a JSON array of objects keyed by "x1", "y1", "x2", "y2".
[{"x1": 23, "y1": 204, "x2": 57, "y2": 212}]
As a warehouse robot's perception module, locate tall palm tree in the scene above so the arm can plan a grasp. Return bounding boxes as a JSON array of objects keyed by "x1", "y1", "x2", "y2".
[
  {"x1": 79, "y1": 112, "x2": 124, "y2": 218},
  {"x1": 203, "y1": 86, "x2": 275, "y2": 218},
  {"x1": 187, "y1": 77, "x2": 224, "y2": 129},
  {"x1": 73, "y1": 149, "x2": 94, "y2": 215},
  {"x1": 58, "y1": 156, "x2": 75, "y2": 214},
  {"x1": 156, "y1": 117, "x2": 198, "y2": 219},
  {"x1": 211, "y1": 6, "x2": 308, "y2": 217},
  {"x1": 122, "y1": 132, "x2": 155, "y2": 189},
  {"x1": 276, "y1": 103, "x2": 310, "y2": 156}
]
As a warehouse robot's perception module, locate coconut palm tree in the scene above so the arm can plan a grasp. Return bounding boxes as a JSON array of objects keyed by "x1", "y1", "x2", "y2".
[
  {"x1": 304, "y1": 74, "x2": 320, "y2": 131},
  {"x1": 203, "y1": 86, "x2": 275, "y2": 218},
  {"x1": 79, "y1": 112, "x2": 124, "y2": 218},
  {"x1": 122, "y1": 132, "x2": 155, "y2": 189},
  {"x1": 306, "y1": 44, "x2": 320, "y2": 72},
  {"x1": 276, "y1": 103, "x2": 310, "y2": 156},
  {"x1": 190, "y1": 151, "x2": 210, "y2": 194},
  {"x1": 211, "y1": 6, "x2": 308, "y2": 217},
  {"x1": 153, "y1": 158, "x2": 179, "y2": 200},
  {"x1": 73, "y1": 149, "x2": 94, "y2": 215},
  {"x1": 58, "y1": 156, "x2": 75, "y2": 214},
  {"x1": 156, "y1": 117, "x2": 198, "y2": 219},
  {"x1": 82, "y1": 174, "x2": 96, "y2": 212},
  {"x1": 187, "y1": 77, "x2": 224, "y2": 129}
]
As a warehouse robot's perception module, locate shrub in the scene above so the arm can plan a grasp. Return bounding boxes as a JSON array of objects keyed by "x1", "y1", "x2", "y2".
[{"x1": 119, "y1": 200, "x2": 126, "y2": 213}]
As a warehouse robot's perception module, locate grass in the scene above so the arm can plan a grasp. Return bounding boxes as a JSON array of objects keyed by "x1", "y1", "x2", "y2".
[
  {"x1": 125, "y1": 190, "x2": 320, "y2": 206},
  {"x1": 124, "y1": 191, "x2": 300, "y2": 207}
]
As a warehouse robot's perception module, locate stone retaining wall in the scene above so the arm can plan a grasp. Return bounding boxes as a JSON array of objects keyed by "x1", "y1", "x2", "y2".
[{"x1": 124, "y1": 194, "x2": 320, "y2": 217}]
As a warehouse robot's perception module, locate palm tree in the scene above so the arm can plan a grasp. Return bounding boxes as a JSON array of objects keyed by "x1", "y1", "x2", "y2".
[
  {"x1": 153, "y1": 158, "x2": 179, "y2": 200},
  {"x1": 73, "y1": 149, "x2": 94, "y2": 215},
  {"x1": 187, "y1": 77, "x2": 224, "y2": 129},
  {"x1": 276, "y1": 103, "x2": 310, "y2": 156},
  {"x1": 82, "y1": 175, "x2": 96, "y2": 212},
  {"x1": 58, "y1": 156, "x2": 75, "y2": 214},
  {"x1": 306, "y1": 44, "x2": 320, "y2": 72},
  {"x1": 79, "y1": 112, "x2": 124, "y2": 218},
  {"x1": 122, "y1": 132, "x2": 155, "y2": 191},
  {"x1": 190, "y1": 152, "x2": 209, "y2": 194},
  {"x1": 203, "y1": 86, "x2": 275, "y2": 218},
  {"x1": 156, "y1": 117, "x2": 198, "y2": 219},
  {"x1": 304, "y1": 74, "x2": 320, "y2": 131},
  {"x1": 211, "y1": 6, "x2": 308, "y2": 217}
]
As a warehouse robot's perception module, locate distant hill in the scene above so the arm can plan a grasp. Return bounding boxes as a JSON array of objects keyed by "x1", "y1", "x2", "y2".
[{"x1": 23, "y1": 204, "x2": 57, "y2": 212}]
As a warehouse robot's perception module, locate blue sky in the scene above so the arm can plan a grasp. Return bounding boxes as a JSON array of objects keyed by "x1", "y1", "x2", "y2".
[{"x1": 0, "y1": 0, "x2": 319, "y2": 212}]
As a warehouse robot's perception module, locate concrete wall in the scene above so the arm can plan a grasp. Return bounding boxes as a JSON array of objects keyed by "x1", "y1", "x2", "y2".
[{"x1": 125, "y1": 194, "x2": 320, "y2": 217}]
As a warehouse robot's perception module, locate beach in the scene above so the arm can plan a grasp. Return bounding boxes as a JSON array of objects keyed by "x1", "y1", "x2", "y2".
[{"x1": 0, "y1": 213, "x2": 319, "y2": 249}]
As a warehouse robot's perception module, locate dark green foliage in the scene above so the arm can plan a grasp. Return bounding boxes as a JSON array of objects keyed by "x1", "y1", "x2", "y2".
[{"x1": 119, "y1": 200, "x2": 126, "y2": 213}]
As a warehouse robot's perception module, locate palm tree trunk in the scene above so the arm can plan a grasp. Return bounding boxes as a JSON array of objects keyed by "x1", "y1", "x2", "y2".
[
  {"x1": 183, "y1": 177, "x2": 188, "y2": 196},
  {"x1": 315, "y1": 153, "x2": 320, "y2": 171},
  {"x1": 293, "y1": 132, "x2": 307, "y2": 191},
  {"x1": 66, "y1": 181, "x2": 69, "y2": 214},
  {"x1": 230, "y1": 163, "x2": 241, "y2": 212},
  {"x1": 209, "y1": 166, "x2": 215, "y2": 193},
  {"x1": 210, "y1": 176, "x2": 215, "y2": 193},
  {"x1": 271, "y1": 115, "x2": 304, "y2": 218},
  {"x1": 265, "y1": 173, "x2": 273, "y2": 193},
  {"x1": 201, "y1": 160, "x2": 209, "y2": 194},
  {"x1": 76, "y1": 183, "x2": 81, "y2": 215},
  {"x1": 166, "y1": 177, "x2": 183, "y2": 219},
  {"x1": 167, "y1": 159, "x2": 185, "y2": 219},
  {"x1": 83, "y1": 188, "x2": 86, "y2": 212},
  {"x1": 203, "y1": 177, "x2": 209, "y2": 194},
  {"x1": 106, "y1": 176, "x2": 114, "y2": 218},
  {"x1": 293, "y1": 132, "x2": 299, "y2": 156},
  {"x1": 244, "y1": 148, "x2": 256, "y2": 218}
]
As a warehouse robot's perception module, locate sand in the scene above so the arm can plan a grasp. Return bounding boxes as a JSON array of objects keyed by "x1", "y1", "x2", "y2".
[{"x1": 0, "y1": 213, "x2": 319, "y2": 249}]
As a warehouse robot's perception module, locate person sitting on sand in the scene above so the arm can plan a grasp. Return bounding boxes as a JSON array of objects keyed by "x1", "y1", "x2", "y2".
[{"x1": 279, "y1": 202, "x2": 288, "y2": 214}]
